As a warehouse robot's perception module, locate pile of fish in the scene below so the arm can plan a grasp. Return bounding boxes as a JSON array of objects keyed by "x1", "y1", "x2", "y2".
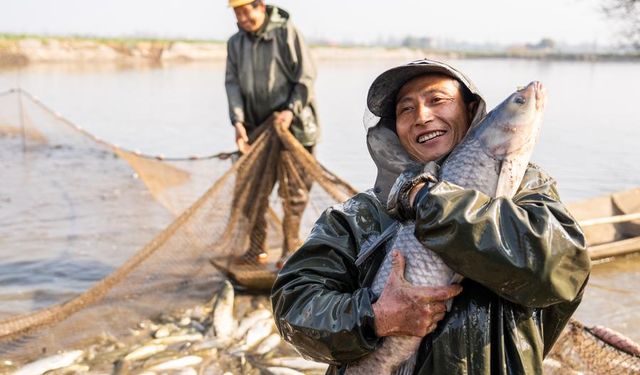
[{"x1": 1, "y1": 281, "x2": 328, "y2": 375}]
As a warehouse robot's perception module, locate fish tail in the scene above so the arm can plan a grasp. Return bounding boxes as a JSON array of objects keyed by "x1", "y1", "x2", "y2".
[{"x1": 393, "y1": 354, "x2": 417, "y2": 375}]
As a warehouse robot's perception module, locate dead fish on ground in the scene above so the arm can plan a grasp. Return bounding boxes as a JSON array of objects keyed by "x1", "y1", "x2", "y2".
[
  {"x1": 147, "y1": 355, "x2": 203, "y2": 371},
  {"x1": 349, "y1": 81, "x2": 547, "y2": 375},
  {"x1": 153, "y1": 324, "x2": 177, "y2": 339},
  {"x1": 174, "y1": 367, "x2": 198, "y2": 375},
  {"x1": 253, "y1": 333, "x2": 282, "y2": 355},
  {"x1": 229, "y1": 318, "x2": 273, "y2": 355},
  {"x1": 211, "y1": 281, "x2": 237, "y2": 338},
  {"x1": 46, "y1": 364, "x2": 90, "y2": 374},
  {"x1": 150, "y1": 332, "x2": 203, "y2": 345},
  {"x1": 192, "y1": 337, "x2": 231, "y2": 351},
  {"x1": 234, "y1": 308, "x2": 272, "y2": 340},
  {"x1": 245, "y1": 319, "x2": 274, "y2": 348},
  {"x1": 265, "y1": 356, "x2": 329, "y2": 371},
  {"x1": 263, "y1": 367, "x2": 305, "y2": 375},
  {"x1": 123, "y1": 344, "x2": 168, "y2": 361},
  {"x1": 12, "y1": 350, "x2": 84, "y2": 375},
  {"x1": 178, "y1": 317, "x2": 191, "y2": 327}
]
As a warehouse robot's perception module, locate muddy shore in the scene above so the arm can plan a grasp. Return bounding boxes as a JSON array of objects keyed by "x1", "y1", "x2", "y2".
[
  {"x1": 0, "y1": 280, "x2": 591, "y2": 375},
  {"x1": 0, "y1": 37, "x2": 428, "y2": 65},
  {"x1": 1, "y1": 37, "x2": 636, "y2": 66}
]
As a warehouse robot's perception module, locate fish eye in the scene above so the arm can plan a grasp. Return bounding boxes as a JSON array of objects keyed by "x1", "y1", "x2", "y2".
[{"x1": 514, "y1": 96, "x2": 526, "y2": 104}]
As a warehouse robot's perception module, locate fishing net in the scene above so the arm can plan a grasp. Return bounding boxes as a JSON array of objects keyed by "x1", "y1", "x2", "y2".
[
  {"x1": 0, "y1": 88, "x2": 355, "y2": 363},
  {"x1": 545, "y1": 320, "x2": 640, "y2": 374},
  {"x1": 0, "y1": 89, "x2": 638, "y2": 374}
]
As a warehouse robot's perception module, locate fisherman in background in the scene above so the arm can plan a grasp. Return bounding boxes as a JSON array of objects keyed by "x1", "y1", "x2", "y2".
[
  {"x1": 225, "y1": 0, "x2": 319, "y2": 266},
  {"x1": 271, "y1": 59, "x2": 591, "y2": 374}
]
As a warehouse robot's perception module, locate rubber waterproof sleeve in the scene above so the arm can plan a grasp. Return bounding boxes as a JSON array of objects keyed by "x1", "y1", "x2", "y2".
[
  {"x1": 224, "y1": 42, "x2": 246, "y2": 126},
  {"x1": 271, "y1": 192, "x2": 387, "y2": 364},
  {"x1": 413, "y1": 166, "x2": 591, "y2": 308}
]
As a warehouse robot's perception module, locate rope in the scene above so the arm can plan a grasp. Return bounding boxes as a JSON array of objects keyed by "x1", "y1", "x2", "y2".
[
  {"x1": 12, "y1": 87, "x2": 237, "y2": 161},
  {"x1": 0, "y1": 88, "x2": 18, "y2": 98}
]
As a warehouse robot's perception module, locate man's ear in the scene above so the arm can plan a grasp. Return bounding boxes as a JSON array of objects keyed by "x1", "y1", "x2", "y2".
[{"x1": 467, "y1": 100, "x2": 479, "y2": 119}]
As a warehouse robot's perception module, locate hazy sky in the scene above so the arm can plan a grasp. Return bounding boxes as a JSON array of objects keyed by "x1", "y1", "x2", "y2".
[{"x1": 1, "y1": 0, "x2": 619, "y2": 45}]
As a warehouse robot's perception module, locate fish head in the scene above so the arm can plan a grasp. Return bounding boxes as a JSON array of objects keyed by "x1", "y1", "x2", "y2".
[
  {"x1": 506, "y1": 81, "x2": 546, "y2": 121},
  {"x1": 479, "y1": 81, "x2": 546, "y2": 158}
]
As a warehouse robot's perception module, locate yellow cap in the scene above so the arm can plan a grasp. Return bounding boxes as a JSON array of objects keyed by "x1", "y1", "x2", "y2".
[{"x1": 228, "y1": 0, "x2": 255, "y2": 7}]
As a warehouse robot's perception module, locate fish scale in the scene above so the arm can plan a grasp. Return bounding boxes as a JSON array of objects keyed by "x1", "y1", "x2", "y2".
[
  {"x1": 442, "y1": 137, "x2": 499, "y2": 192},
  {"x1": 371, "y1": 222, "x2": 456, "y2": 297},
  {"x1": 347, "y1": 81, "x2": 546, "y2": 375}
]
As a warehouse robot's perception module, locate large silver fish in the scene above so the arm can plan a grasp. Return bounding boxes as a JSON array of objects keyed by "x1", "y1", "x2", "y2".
[{"x1": 347, "y1": 81, "x2": 547, "y2": 375}]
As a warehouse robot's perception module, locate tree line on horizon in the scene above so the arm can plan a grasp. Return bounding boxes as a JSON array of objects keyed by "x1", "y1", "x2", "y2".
[{"x1": 602, "y1": 0, "x2": 640, "y2": 49}]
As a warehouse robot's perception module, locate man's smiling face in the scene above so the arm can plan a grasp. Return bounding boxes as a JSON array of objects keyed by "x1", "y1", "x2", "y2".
[
  {"x1": 395, "y1": 74, "x2": 473, "y2": 163},
  {"x1": 233, "y1": 1, "x2": 266, "y2": 33}
]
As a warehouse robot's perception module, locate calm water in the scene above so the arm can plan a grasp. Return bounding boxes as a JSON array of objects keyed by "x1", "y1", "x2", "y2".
[
  {"x1": 0, "y1": 58, "x2": 639, "y2": 338},
  {"x1": 1, "y1": 59, "x2": 639, "y2": 199}
]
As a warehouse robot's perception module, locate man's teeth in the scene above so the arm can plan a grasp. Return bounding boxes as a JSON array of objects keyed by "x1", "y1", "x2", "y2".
[{"x1": 418, "y1": 131, "x2": 445, "y2": 143}]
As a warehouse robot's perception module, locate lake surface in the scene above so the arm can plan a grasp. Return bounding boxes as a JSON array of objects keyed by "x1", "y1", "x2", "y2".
[{"x1": 0, "y1": 58, "x2": 639, "y2": 339}]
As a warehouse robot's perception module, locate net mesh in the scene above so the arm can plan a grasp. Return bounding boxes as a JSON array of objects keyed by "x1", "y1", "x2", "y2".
[
  {"x1": 0, "y1": 88, "x2": 355, "y2": 362},
  {"x1": 0, "y1": 89, "x2": 638, "y2": 374},
  {"x1": 545, "y1": 320, "x2": 640, "y2": 374}
]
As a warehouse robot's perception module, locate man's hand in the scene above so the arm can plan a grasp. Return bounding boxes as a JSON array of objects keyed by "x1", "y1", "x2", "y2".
[
  {"x1": 372, "y1": 250, "x2": 462, "y2": 337},
  {"x1": 274, "y1": 110, "x2": 294, "y2": 130},
  {"x1": 234, "y1": 122, "x2": 251, "y2": 154}
]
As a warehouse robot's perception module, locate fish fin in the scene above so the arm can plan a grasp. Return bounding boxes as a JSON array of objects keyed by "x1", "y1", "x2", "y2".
[
  {"x1": 495, "y1": 160, "x2": 515, "y2": 198},
  {"x1": 496, "y1": 157, "x2": 529, "y2": 198}
]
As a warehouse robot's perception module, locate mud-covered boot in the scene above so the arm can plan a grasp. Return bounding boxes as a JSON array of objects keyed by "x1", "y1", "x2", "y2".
[{"x1": 233, "y1": 215, "x2": 269, "y2": 266}]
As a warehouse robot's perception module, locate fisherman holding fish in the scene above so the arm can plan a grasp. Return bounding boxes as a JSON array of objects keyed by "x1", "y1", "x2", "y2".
[
  {"x1": 225, "y1": 0, "x2": 319, "y2": 265},
  {"x1": 271, "y1": 59, "x2": 591, "y2": 374}
]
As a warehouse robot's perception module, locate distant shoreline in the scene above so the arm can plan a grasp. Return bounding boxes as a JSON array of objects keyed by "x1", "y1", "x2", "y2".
[{"x1": 1, "y1": 35, "x2": 638, "y2": 65}]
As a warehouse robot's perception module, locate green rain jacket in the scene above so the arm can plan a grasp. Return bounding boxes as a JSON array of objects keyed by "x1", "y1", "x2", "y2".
[
  {"x1": 225, "y1": 5, "x2": 319, "y2": 146},
  {"x1": 271, "y1": 62, "x2": 591, "y2": 374}
]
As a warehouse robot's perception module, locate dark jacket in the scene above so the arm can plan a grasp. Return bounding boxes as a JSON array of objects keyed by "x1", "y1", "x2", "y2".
[
  {"x1": 271, "y1": 167, "x2": 590, "y2": 374},
  {"x1": 225, "y1": 5, "x2": 318, "y2": 146},
  {"x1": 271, "y1": 59, "x2": 590, "y2": 374}
]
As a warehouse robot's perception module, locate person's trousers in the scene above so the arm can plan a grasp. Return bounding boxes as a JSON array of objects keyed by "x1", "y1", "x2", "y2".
[{"x1": 235, "y1": 145, "x2": 314, "y2": 258}]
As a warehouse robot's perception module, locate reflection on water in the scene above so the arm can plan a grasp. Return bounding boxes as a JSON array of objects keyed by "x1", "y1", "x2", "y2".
[
  {"x1": 0, "y1": 92, "x2": 174, "y2": 318},
  {"x1": 0, "y1": 59, "x2": 639, "y2": 336},
  {"x1": 0, "y1": 257, "x2": 113, "y2": 315},
  {"x1": 575, "y1": 253, "x2": 640, "y2": 342}
]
